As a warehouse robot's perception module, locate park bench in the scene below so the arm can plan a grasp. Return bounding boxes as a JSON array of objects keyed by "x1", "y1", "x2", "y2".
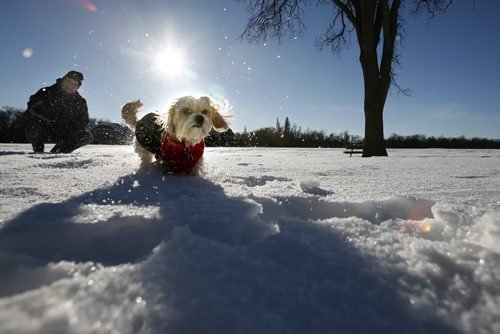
[{"x1": 343, "y1": 143, "x2": 364, "y2": 157}]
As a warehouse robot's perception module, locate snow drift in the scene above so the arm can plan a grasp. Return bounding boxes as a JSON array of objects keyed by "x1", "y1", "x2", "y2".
[{"x1": 1, "y1": 144, "x2": 499, "y2": 333}]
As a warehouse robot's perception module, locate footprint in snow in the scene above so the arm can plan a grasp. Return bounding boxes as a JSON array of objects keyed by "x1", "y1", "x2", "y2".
[{"x1": 300, "y1": 181, "x2": 334, "y2": 196}]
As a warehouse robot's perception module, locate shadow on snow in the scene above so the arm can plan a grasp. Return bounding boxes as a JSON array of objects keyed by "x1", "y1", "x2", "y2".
[{"x1": 0, "y1": 172, "x2": 457, "y2": 333}]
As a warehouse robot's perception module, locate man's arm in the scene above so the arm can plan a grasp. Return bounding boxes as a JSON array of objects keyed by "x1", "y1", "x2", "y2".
[
  {"x1": 27, "y1": 101, "x2": 53, "y2": 123},
  {"x1": 73, "y1": 97, "x2": 89, "y2": 130},
  {"x1": 27, "y1": 87, "x2": 55, "y2": 123}
]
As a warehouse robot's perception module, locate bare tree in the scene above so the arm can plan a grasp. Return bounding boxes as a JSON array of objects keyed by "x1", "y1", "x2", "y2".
[{"x1": 240, "y1": 0, "x2": 453, "y2": 156}]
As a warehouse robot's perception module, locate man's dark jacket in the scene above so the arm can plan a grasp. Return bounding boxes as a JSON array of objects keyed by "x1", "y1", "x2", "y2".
[{"x1": 26, "y1": 79, "x2": 89, "y2": 142}]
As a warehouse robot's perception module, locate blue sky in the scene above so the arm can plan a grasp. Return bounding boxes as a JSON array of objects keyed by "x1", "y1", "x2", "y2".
[{"x1": 1, "y1": 0, "x2": 499, "y2": 138}]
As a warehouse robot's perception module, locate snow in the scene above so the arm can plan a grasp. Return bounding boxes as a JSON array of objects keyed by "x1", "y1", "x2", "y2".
[{"x1": 1, "y1": 144, "x2": 499, "y2": 333}]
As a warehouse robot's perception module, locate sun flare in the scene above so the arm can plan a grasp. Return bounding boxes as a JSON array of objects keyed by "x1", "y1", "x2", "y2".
[{"x1": 154, "y1": 48, "x2": 185, "y2": 77}]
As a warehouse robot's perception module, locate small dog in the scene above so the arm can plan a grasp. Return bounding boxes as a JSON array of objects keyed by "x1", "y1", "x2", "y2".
[{"x1": 122, "y1": 96, "x2": 230, "y2": 174}]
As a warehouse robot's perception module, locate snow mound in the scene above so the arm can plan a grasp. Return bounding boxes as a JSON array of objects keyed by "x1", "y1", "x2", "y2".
[{"x1": 1, "y1": 145, "x2": 500, "y2": 333}]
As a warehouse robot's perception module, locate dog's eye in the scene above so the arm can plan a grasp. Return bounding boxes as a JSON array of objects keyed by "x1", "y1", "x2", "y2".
[
  {"x1": 181, "y1": 108, "x2": 191, "y2": 114},
  {"x1": 201, "y1": 109, "x2": 209, "y2": 115}
]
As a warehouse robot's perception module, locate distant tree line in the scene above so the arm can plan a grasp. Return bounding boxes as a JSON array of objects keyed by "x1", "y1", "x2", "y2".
[
  {"x1": 229, "y1": 117, "x2": 360, "y2": 148},
  {"x1": 229, "y1": 117, "x2": 500, "y2": 149},
  {"x1": 385, "y1": 133, "x2": 500, "y2": 149},
  {"x1": 1, "y1": 107, "x2": 499, "y2": 148},
  {"x1": 0, "y1": 107, "x2": 27, "y2": 143}
]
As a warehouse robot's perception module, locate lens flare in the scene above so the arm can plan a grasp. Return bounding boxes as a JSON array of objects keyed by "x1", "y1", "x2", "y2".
[
  {"x1": 22, "y1": 48, "x2": 33, "y2": 58},
  {"x1": 77, "y1": 0, "x2": 97, "y2": 12},
  {"x1": 421, "y1": 223, "x2": 431, "y2": 233},
  {"x1": 406, "y1": 199, "x2": 433, "y2": 220}
]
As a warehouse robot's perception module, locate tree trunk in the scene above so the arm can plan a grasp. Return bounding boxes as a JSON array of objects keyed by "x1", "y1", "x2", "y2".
[
  {"x1": 360, "y1": 70, "x2": 388, "y2": 157},
  {"x1": 356, "y1": 5, "x2": 390, "y2": 157},
  {"x1": 363, "y1": 94, "x2": 388, "y2": 157},
  {"x1": 361, "y1": 63, "x2": 388, "y2": 156},
  {"x1": 352, "y1": 0, "x2": 394, "y2": 157}
]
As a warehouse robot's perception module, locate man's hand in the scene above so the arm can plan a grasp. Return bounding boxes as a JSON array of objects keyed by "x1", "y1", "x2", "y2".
[{"x1": 28, "y1": 108, "x2": 53, "y2": 123}]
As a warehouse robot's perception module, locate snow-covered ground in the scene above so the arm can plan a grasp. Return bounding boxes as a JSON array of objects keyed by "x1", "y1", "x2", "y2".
[{"x1": 1, "y1": 144, "x2": 499, "y2": 333}]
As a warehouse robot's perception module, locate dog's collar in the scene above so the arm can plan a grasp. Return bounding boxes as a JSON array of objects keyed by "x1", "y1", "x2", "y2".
[{"x1": 158, "y1": 134, "x2": 205, "y2": 174}]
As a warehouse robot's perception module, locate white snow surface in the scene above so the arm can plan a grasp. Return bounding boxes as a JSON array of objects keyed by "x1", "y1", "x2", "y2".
[{"x1": 1, "y1": 144, "x2": 499, "y2": 334}]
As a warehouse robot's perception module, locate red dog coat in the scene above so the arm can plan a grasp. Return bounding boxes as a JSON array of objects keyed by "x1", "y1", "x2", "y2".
[{"x1": 158, "y1": 134, "x2": 205, "y2": 174}]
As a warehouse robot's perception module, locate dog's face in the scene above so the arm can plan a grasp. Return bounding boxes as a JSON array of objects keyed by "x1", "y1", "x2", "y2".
[{"x1": 163, "y1": 96, "x2": 230, "y2": 145}]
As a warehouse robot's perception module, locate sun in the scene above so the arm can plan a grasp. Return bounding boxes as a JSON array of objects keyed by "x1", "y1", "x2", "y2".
[{"x1": 154, "y1": 48, "x2": 185, "y2": 77}]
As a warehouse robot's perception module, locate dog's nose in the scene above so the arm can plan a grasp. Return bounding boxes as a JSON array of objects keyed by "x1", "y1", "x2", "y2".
[{"x1": 194, "y1": 114, "x2": 204, "y2": 126}]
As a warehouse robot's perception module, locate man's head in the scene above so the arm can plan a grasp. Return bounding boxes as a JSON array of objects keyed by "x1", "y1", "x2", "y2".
[{"x1": 61, "y1": 70, "x2": 84, "y2": 95}]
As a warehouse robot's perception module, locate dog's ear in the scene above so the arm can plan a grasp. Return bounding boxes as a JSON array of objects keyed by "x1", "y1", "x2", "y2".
[
  {"x1": 156, "y1": 104, "x2": 177, "y2": 135},
  {"x1": 166, "y1": 105, "x2": 177, "y2": 134},
  {"x1": 211, "y1": 110, "x2": 230, "y2": 132},
  {"x1": 204, "y1": 96, "x2": 231, "y2": 132}
]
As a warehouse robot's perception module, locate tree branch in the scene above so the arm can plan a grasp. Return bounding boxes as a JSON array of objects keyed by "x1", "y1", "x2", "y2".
[
  {"x1": 315, "y1": 0, "x2": 361, "y2": 54},
  {"x1": 240, "y1": 0, "x2": 311, "y2": 43},
  {"x1": 316, "y1": 8, "x2": 351, "y2": 53},
  {"x1": 331, "y1": 0, "x2": 358, "y2": 28},
  {"x1": 373, "y1": 0, "x2": 384, "y2": 47},
  {"x1": 412, "y1": 0, "x2": 453, "y2": 19}
]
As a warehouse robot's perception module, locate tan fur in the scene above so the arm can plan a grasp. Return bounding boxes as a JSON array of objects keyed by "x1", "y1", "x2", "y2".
[
  {"x1": 121, "y1": 99, "x2": 142, "y2": 129},
  {"x1": 121, "y1": 96, "x2": 231, "y2": 174}
]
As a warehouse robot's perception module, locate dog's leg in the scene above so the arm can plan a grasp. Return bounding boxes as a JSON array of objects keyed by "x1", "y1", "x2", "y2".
[
  {"x1": 190, "y1": 157, "x2": 205, "y2": 176},
  {"x1": 135, "y1": 141, "x2": 154, "y2": 169}
]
